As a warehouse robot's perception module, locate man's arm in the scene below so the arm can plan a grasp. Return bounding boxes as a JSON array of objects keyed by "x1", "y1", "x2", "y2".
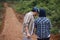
[
  {"x1": 24, "y1": 14, "x2": 31, "y2": 37},
  {"x1": 25, "y1": 26, "x2": 30, "y2": 36}
]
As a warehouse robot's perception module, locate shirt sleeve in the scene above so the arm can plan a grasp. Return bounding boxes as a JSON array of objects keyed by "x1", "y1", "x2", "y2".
[
  {"x1": 23, "y1": 14, "x2": 31, "y2": 27},
  {"x1": 47, "y1": 20, "x2": 52, "y2": 29},
  {"x1": 34, "y1": 20, "x2": 37, "y2": 28}
]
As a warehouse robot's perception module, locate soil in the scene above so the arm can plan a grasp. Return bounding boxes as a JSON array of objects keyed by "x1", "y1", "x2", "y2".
[{"x1": 0, "y1": 7, "x2": 37, "y2": 40}]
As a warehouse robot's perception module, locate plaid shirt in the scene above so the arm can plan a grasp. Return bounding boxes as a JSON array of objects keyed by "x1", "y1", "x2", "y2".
[{"x1": 34, "y1": 17, "x2": 51, "y2": 39}]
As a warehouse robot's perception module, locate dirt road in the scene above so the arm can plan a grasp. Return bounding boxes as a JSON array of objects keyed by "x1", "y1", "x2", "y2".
[
  {"x1": 0, "y1": 7, "x2": 23, "y2": 40},
  {"x1": 0, "y1": 7, "x2": 37, "y2": 40}
]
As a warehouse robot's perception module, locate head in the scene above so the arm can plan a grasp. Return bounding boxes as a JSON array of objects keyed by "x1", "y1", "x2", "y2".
[
  {"x1": 39, "y1": 8, "x2": 46, "y2": 17},
  {"x1": 3, "y1": 2, "x2": 9, "y2": 8},
  {"x1": 32, "y1": 7, "x2": 39, "y2": 16}
]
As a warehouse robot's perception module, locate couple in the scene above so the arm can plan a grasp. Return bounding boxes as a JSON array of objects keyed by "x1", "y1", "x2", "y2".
[{"x1": 23, "y1": 7, "x2": 51, "y2": 40}]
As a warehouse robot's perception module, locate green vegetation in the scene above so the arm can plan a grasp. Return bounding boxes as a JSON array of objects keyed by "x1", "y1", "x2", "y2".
[
  {"x1": 0, "y1": 3, "x2": 3, "y2": 27},
  {"x1": 0, "y1": 0, "x2": 60, "y2": 34}
]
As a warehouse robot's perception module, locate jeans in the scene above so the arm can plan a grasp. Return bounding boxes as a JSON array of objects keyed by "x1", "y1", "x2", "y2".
[
  {"x1": 23, "y1": 37, "x2": 32, "y2": 40},
  {"x1": 23, "y1": 33, "x2": 32, "y2": 40},
  {"x1": 37, "y1": 38, "x2": 50, "y2": 40}
]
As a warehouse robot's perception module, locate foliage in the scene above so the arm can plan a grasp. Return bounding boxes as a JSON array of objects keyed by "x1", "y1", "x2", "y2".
[
  {"x1": 51, "y1": 27, "x2": 60, "y2": 34},
  {"x1": 0, "y1": 0, "x2": 60, "y2": 34}
]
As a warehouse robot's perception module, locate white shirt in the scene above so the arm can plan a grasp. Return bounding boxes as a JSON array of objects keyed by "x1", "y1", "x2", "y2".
[{"x1": 23, "y1": 12, "x2": 34, "y2": 35}]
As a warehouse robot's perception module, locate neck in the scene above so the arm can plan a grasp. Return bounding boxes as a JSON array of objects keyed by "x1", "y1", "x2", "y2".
[{"x1": 32, "y1": 12, "x2": 35, "y2": 16}]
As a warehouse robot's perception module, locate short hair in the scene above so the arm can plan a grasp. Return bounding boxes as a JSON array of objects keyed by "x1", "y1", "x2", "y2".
[
  {"x1": 39, "y1": 8, "x2": 46, "y2": 17},
  {"x1": 32, "y1": 7, "x2": 39, "y2": 13}
]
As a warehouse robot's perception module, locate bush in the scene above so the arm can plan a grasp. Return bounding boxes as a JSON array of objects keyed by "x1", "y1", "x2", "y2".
[{"x1": 51, "y1": 27, "x2": 60, "y2": 34}]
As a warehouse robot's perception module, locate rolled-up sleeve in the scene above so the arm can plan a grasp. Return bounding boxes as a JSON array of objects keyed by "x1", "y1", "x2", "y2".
[{"x1": 23, "y1": 14, "x2": 31, "y2": 27}]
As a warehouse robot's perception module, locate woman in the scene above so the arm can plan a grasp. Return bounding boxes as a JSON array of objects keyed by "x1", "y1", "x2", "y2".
[{"x1": 34, "y1": 8, "x2": 52, "y2": 40}]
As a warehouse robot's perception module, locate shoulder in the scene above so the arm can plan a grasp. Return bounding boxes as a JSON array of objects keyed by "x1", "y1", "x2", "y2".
[
  {"x1": 45, "y1": 17, "x2": 51, "y2": 22},
  {"x1": 35, "y1": 17, "x2": 40, "y2": 22},
  {"x1": 24, "y1": 12, "x2": 32, "y2": 19},
  {"x1": 25, "y1": 12, "x2": 33, "y2": 17}
]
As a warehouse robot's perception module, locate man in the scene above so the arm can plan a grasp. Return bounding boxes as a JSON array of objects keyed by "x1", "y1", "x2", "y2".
[
  {"x1": 23, "y1": 7, "x2": 38, "y2": 40},
  {"x1": 34, "y1": 8, "x2": 52, "y2": 40}
]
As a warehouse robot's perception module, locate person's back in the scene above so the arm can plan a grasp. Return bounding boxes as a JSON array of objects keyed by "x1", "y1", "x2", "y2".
[
  {"x1": 34, "y1": 8, "x2": 51, "y2": 40},
  {"x1": 35, "y1": 17, "x2": 51, "y2": 38}
]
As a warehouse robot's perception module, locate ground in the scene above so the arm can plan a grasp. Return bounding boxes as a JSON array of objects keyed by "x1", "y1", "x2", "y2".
[
  {"x1": 0, "y1": 7, "x2": 37, "y2": 40},
  {"x1": 0, "y1": 7, "x2": 60, "y2": 40}
]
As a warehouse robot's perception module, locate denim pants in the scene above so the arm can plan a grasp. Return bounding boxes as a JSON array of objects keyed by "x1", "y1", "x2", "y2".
[
  {"x1": 23, "y1": 33, "x2": 32, "y2": 40},
  {"x1": 37, "y1": 37, "x2": 50, "y2": 40}
]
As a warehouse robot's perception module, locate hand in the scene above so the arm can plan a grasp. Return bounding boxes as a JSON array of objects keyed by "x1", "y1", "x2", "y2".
[{"x1": 27, "y1": 33, "x2": 31, "y2": 39}]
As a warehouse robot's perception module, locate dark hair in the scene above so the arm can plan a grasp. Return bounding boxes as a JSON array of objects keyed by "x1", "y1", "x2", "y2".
[
  {"x1": 39, "y1": 8, "x2": 46, "y2": 17},
  {"x1": 32, "y1": 7, "x2": 39, "y2": 13}
]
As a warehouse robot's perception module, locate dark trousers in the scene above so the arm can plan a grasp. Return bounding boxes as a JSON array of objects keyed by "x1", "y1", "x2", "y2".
[{"x1": 37, "y1": 38, "x2": 50, "y2": 40}]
